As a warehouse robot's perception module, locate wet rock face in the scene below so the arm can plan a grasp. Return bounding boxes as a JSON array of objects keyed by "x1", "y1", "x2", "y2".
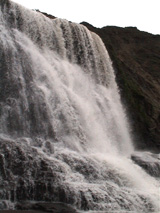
[
  {"x1": 0, "y1": 137, "x2": 80, "y2": 210},
  {"x1": 81, "y1": 23, "x2": 160, "y2": 151},
  {"x1": 131, "y1": 152, "x2": 160, "y2": 177},
  {"x1": 0, "y1": 201, "x2": 77, "y2": 212},
  {"x1": 0, "y1": 41, "x2": 55, "y2": 140},
  {"x1": 0, "y1": 138, "x2": 56, "y2": 203},
  {"x1": 1, "y1": 137, "x2": 157, "y2": 212},
  {"x1": 16, "y1": 201, "x2": 77, "y2": 212}
]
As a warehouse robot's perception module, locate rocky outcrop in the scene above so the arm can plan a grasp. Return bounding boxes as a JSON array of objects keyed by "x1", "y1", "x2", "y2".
[
  {"x1": 81, "y1": 22, "x2": 160, "y2": 151},
  {"x1": 131, "y1": 151, "x2": 160, "y2": 177},
  {"x1": 0, "y1": 137, "x2": 80, "y2": 211}
]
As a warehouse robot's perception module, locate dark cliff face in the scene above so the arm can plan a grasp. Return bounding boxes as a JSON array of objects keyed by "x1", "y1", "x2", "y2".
[{"x1": 81, "y1": 22, "x2": 160, "y2": 151}]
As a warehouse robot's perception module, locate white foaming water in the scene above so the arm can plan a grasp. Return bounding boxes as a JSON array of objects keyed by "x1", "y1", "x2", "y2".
[
  {"x1": 15, "y1": 28, "x2": 133, "y2": 156},
  {"x1": 0, "y1": 1, "x2": 159, "y2": 212}
]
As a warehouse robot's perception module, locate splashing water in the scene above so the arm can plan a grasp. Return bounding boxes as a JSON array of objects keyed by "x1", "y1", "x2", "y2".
[{"x1": 0, "y1": 0, "x2": 159, "y2": 212}]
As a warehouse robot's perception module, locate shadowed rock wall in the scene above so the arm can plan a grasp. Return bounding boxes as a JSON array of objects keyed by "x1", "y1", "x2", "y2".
[{"x1": 81, "y1": 22, "x2": 160, "y2": 151}]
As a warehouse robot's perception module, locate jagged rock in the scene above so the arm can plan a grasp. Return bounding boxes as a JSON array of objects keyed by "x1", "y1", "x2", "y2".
[{"x1": 0, "y1": 137, "x2": 58, "y2": 204}]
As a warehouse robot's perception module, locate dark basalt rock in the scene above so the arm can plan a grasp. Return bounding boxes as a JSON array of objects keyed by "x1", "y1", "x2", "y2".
[
  {"x1": 131, "y1": 151, "x2": 160, "y2": 177},
  {"x1": 81, "y1": 22, "x2": 160, "y2": 151},
  {"x1": 0, "y1": 137, "x2": 79, "y2": 212},
  {"x1": 0, "y1": 202, "x2": 77, "y2": 212},
  {"x1": 0, "y1": 138, "x2": 59, "y2": 205},
  {"x1": 16, "y1": 201, "x2": 77, "y2": 212}
]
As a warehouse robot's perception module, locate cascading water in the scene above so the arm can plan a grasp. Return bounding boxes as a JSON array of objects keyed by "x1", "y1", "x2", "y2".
[{"x1": 0, "y1": 0, "x2": 159, "y2": 212}]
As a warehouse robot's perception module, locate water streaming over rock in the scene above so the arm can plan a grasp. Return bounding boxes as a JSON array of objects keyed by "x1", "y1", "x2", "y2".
[{"x1": 0, "y1": 0, "x2": 159, "y2": 212}]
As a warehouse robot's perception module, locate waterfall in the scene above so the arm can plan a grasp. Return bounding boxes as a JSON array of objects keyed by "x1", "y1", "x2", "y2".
[{"x1": 0, "y1": 0, "x2": 159, "y2": 212}]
